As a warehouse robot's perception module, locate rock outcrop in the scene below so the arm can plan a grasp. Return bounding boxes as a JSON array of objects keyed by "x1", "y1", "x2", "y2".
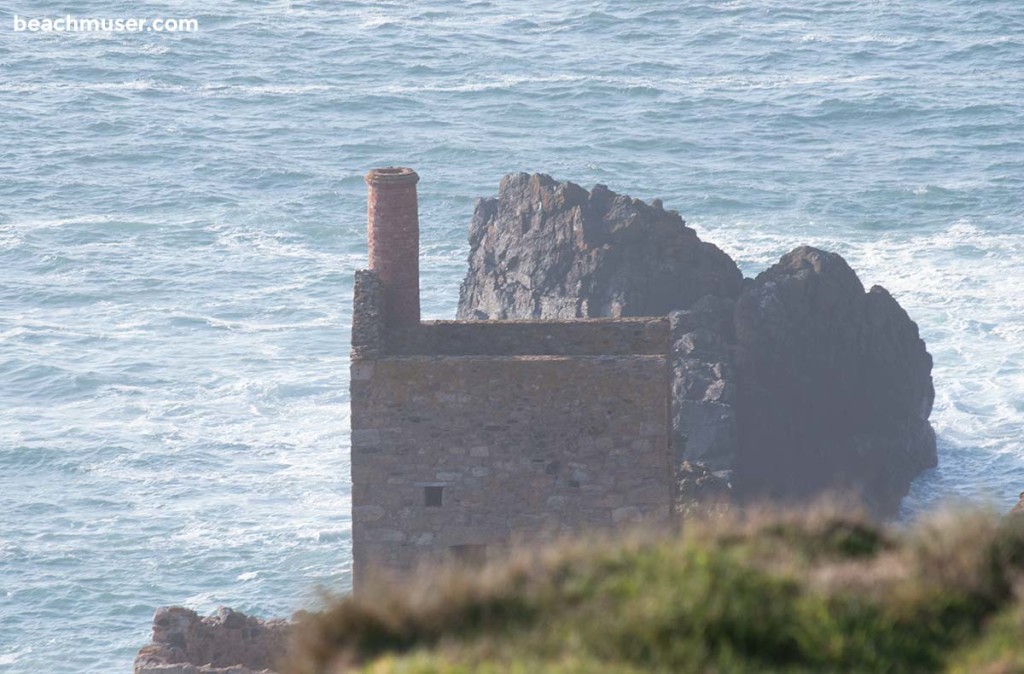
[
  {"x1": 134, "y1": 607, "x2": 290, "y2": 674},
  {"x1": 675, "y1": 461, "x2": 733, "y2": 518},
  {"x1": 457, "y1": 173, "x2": 743, "y2": 319},
  {"x1": 733, "y1": 247, "x2": 937, "y2": 514},
  {"x1": 670, "y1": 296, "x2": 738, "y2": 473},
  {"x1": 457, "y1": 175, "x2": 937, "y2": 516}
]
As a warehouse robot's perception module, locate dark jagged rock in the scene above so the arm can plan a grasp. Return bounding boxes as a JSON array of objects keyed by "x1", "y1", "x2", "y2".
[
  {"x1": 675, "y1": 460, "x2": 734, "y2": 519},
  {"x1": 670, "y1": 296, "x2": 738, "y2": 473},
  {"x1": 134, "y1": 607, "x2": 290, "y2": 674},
  {"x1": 733, "y1": 246, "x2": 937, "y2": 515},
  {"x1": 457, "y1": 173, "x2": 743, "y2": 319}
]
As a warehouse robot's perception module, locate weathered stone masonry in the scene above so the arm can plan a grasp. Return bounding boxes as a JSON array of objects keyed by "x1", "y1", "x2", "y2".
[{"x1": 350, "y1": 168, "x2": 685, "y2": 588}]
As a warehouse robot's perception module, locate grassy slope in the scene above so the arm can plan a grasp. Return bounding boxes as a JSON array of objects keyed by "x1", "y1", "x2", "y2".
[{"x1": 285, "y1": 507, "x2": 1024, "y2": 674}]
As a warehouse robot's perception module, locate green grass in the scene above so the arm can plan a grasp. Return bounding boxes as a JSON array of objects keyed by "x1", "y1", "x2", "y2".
[{"x1": 285, "y1": 507, "x2": 1024, "y2": 674}]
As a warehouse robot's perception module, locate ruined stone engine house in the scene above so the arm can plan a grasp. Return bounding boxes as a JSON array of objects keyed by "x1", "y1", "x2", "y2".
[{"x1": 349, "y1": 167, "x2": 716, "y2": 588}]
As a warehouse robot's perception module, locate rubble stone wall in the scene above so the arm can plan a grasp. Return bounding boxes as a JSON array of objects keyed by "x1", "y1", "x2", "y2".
[{"x1": 350, "y1": 353, "x2": 674, "y2": 587}]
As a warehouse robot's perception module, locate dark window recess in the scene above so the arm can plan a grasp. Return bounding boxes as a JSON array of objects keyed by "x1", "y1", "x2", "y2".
[
  {"x1": 450, "y1": 544, "x2": 487, "y2": 565},
  {"x1": 424, "y1": 486, "x2": 444, "y2": 507}
]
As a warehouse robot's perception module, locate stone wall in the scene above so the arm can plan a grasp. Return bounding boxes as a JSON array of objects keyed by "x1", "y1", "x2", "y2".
[
  {"x1": 350, "y1": 354, "x2": 674, "y2": 586},
  {"x1": 387, "y1": 317, "x2": 669, "y2": 356},
  {"x1": 351, "y1": 269, "x2": 385, "y2": 359}
]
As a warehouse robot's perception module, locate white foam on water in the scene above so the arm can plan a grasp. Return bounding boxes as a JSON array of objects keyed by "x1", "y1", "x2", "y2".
[{"x1": 0, "y1": 647, "x2": 33, "y2": 666}]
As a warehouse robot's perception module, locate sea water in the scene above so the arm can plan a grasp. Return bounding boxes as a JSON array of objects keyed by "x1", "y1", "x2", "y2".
[{"x1": 1, "y1": 1, "x2": 1022, "y2": 670}]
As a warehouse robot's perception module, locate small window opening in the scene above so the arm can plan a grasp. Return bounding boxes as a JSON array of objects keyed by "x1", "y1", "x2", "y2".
[{"x1": 424, "y1": 486, "x2": 444, "y2": 507}]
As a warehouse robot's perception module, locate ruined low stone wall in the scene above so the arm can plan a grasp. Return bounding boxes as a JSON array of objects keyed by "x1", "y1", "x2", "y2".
[
  {"x1": 387, "y1": 317, "x2": 670, "y2": 356},
  {"x1": 350, "y1": 354, "x2": 674, "y2": 586}
]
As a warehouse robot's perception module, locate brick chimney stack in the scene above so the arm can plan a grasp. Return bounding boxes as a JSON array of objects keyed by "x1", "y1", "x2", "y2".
[{"x1": 365, "y1": 167, "x2": 420, "y2": 329}]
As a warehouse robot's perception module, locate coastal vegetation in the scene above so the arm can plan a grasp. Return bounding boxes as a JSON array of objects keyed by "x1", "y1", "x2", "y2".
[{"x1": 287, "y1": 505, "x2": 1024, "y2": 674}]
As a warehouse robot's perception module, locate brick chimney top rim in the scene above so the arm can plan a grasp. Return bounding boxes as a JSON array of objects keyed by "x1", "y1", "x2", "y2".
[{"x1": 365, "y1": 167, "x2": 419, "y2": 185}]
